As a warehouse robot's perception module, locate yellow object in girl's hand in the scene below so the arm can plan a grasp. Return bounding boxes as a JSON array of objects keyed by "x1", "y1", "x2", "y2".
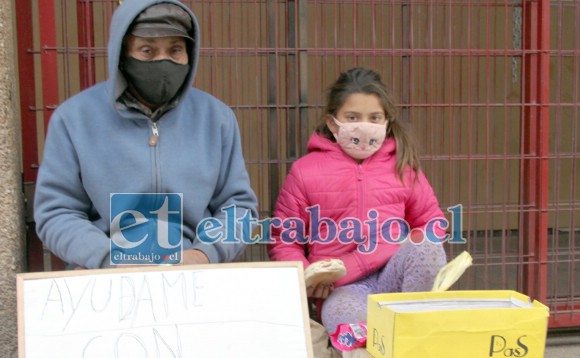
[{"x1": 431, "y1": 251, "x2": 473, "y2": 292}]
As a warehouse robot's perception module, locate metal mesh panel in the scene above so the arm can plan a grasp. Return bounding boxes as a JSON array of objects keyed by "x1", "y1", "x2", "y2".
[
  {"x1": 547, "y1": 0, "x2": 579, "y2": 328},
  {"x1": 15, "y1": 0, "x2": 578, "y2": 327}
]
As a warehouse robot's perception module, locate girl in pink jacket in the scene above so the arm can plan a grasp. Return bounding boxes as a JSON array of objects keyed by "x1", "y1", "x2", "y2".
[{"x1": 268, "y1": 68, "x2": 448, "y2": 336}]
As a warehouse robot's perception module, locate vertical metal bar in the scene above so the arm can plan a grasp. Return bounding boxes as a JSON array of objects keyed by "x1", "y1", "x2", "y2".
[
  {"x1": 287, "y1": 0, "x2": 297, "y2": 160},
  {"x1": 426, "y1": 0, "x2": 434, "y2": 181},
  {"x1": 570, "y1": 0, "x2": 580, "y2": 328},
  {"x1": 400, "y1": 0, "x2": 410, "y2": 123},
  {"x1": 521, "y1": 0, "x2": 550, "y2": 303},
  {"x1": 501, "y1": 0, "x2": 511, "y2": 290},
  {"x1": 267, "y1": 0, "x2": 279, "y2": 212},
  {"x1": 77, "y1": 0, "x2": 96, "y2": 89},
  {"x1": 484, "y1": 0, "x2": 492, "y2": 288},
  {"x1": 551, "y1": 0, "x2": 564, "y2": 312},
  {"x1": 298, "y1": 0, "x2": 308, "y2": 155},
  {"x1": 15, "y1": 0, "x2": 38, "y2": 183},
  {"x1": 207, "y1": 0, "x2": 215, "y2": 94},
  {"x1": 545, "y1": 0, "x2": 580, "y2": 328},
  {"x1": 445, "y1": 0, "x2": 454, "y2": 255},
  {"x1": 536, "y1": 0, "x2": 550, "y2": 305},
  {"x1": 352, "y1": 0, "x2": 357, "y2": 67},
  {"x1": 38, "y1": 0, "x2": 59, "y2": 131},
  {"x1": 61, "y1": 0, "x2": 71, "y2": 97},
  {"x1": 466, "y1": 0, "x2": 478, "y2": 288}
]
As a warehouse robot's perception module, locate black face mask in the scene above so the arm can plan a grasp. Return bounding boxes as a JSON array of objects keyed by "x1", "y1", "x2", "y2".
[{"x1": 122, "y1": 57, "x2": 190, "y2": 105}]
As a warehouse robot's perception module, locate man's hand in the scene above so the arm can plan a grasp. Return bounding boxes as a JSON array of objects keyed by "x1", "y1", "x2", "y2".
[{"x1": 182, "y1": 249, "x2": 210, "y2": 265}]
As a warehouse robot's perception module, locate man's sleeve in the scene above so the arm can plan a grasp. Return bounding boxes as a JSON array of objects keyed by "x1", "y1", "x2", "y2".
[{"x1": 34, "y1": 112, "x2": 111, "y2": 269}]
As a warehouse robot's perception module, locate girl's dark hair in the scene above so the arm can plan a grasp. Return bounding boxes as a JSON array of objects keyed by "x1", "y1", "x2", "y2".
[{"x1": 315, "y1": 67, "x2": 421, "y2": 182}]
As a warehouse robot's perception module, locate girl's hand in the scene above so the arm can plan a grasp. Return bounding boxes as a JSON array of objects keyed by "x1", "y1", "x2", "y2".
[
  {"x1": 304, "y1": 259, "x2": 345, "y2": 298},
  {"x1": 307, "y1": 282, "x2": 334, "y2": 299}
]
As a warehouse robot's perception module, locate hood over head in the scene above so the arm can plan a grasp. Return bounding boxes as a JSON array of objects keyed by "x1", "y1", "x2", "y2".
[{"x1": 107, "y1": 0, "x2": 200, "y2": 107}]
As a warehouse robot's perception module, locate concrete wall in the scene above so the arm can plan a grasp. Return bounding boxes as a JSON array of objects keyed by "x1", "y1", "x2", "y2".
[{"x1": 0, "y1": 0, "x2": 26, "y2": 356}]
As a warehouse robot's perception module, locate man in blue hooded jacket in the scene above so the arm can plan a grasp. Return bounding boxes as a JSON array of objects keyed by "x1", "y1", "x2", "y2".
[{"x1": 34, "y1": 0, "x2": 258, "y2": 268}]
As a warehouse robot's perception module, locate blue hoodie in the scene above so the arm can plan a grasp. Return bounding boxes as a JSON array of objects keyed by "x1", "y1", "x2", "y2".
[{"x1": 34, "y1": 0, "x2": 258, "y2": 268}]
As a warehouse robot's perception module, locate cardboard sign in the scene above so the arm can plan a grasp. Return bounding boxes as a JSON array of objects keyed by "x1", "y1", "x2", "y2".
[
  {"x1": 367, "y1": 290, "x2": 549, "y2": 358},
  {"x1": 17, "y1": 262, "x2": 313, "y2": 358}
]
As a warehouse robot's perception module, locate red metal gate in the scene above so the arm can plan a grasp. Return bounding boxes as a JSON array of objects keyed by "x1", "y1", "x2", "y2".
[{"x1": 15, "y1": 0, "x2": 578, "y2": 328}]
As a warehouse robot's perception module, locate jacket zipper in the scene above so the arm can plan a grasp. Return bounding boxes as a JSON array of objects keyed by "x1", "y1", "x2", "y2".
[
  {"x1": 149, "y1": 122, "x2": 159, "y2": 146},
  {"x1": 357, "y1": 164, "x2": 365, "y2": 220},
  {"x1": 149, "y1": 122, "x2": 160, "y2": 191}
]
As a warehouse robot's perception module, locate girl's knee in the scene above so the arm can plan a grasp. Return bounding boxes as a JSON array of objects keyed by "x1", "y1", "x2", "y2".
[{"x1": 403, "y1": 241, "x2": 447, "y2": 262}]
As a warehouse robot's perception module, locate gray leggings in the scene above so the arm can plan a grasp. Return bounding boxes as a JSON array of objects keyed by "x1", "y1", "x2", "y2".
[{"x1": 321, "y1": 241, "x2": 447, "y2": 334}]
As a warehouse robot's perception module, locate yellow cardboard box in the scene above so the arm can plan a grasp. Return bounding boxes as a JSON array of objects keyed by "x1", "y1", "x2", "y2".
[{"x1": 366, "y1": 290, "x2": 549, "y2": 358}]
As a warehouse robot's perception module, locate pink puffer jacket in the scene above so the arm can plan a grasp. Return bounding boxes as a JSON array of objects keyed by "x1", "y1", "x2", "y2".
[{"x1": 268, "y1": 133, "x2": 446, "y2": 287}]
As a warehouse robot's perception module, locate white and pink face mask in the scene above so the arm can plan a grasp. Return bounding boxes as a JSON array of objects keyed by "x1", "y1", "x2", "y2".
[{"x1": 331, "y1": 117, "x2": 387, "y2": 160}]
